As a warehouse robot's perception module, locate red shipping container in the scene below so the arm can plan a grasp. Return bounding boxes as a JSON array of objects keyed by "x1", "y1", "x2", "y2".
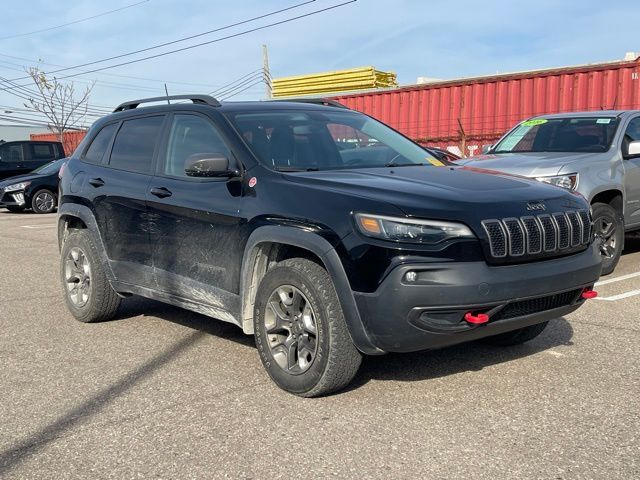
[
  {"x1": 30, "y1": 131, "x2": 87, "y2": 157},
  {"x1": 331, "y1": 56, "x2": 640, "y2": 157}
]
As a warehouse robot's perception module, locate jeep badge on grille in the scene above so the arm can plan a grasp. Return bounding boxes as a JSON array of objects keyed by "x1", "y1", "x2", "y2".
[{"x1": 526, "y1": 201, "x2": 546, "y2": 211}]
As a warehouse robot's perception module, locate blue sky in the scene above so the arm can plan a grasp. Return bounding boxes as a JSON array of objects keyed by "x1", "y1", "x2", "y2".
[{"x1": 0, "y1": 0, "x2": 639, "y2": 121}]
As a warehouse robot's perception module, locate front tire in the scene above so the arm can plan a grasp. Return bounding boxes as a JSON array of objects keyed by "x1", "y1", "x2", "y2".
[
  {"x1": 60, "y1": 229, "x2": 121, "y2": 323},
  {"x1": 31, "y1": 189, "x2": 57, "y2": 214},
  {"x1": 481, "y1": 321, "x2": 548, "y2": 346},
  {"x1": 253, "y1": 258, "x2": 362, "y2": 397},
  {"x1": 591, "y1": 202, "x2": 623, "y2": 276}
]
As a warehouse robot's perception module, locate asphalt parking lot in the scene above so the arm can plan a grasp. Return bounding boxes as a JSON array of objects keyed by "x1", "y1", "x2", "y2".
[{"x1": 0, "y1": 210, "x2": 638, "y2": 479}]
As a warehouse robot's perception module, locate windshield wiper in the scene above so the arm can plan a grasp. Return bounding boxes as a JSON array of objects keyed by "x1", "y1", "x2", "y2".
[
  {"x1": 384, "y1": 162, "x2": 427, "y2": 167},
  {"x1": 273, "y1": 166, "x2": 319, "y2": 172}
]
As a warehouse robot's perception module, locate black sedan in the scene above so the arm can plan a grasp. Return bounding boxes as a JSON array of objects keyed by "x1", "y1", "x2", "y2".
[{"x1": 0, "y1": 158, "x2": 66, "y2": 214}]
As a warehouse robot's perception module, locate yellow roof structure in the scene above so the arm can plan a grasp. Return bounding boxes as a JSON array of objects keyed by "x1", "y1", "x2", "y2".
[{"x1": 272, "y1": 66, "x2": 397, "y2": 98}]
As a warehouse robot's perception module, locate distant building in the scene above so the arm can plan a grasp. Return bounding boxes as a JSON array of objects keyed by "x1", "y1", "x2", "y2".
[{"x1": 0, "y1": 124, "x2": 50, "y2": 142}]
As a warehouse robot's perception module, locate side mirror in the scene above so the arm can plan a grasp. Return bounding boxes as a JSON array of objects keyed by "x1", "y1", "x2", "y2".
[
  {"x1": 184, "y1": 153, "x2": 239, "y2": 178},
  {"x1": 481, "y1": 144, "x2": 493, "y2": 154},
  {"x1": 624, "y1": 140, "x2": 640, "y2": 159}
]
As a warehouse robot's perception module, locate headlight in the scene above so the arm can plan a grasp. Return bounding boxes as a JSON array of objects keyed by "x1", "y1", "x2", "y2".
[
  {"x1": 535, "y1": 173, "x2": 578, "y2": 190},
  {"x1": 354, "y1": 213, "x2": 475, "y2": 244},
  {"x1": 4, "y1": 182, "x2": 30, "y2": 192}
]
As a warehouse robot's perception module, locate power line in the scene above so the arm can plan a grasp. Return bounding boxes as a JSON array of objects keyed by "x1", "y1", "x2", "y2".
[
  {"x1": 7, "y1": 1, "x2": 316, "y2": 82},
  {"x1": 0, "y1": 75, "x2": 111, "y2": 119},
  {"x1": 220, "y1": 80, "x2": 265, "y2": 101},
  {"x1": 0, "y1": 58, "x2": 172, "y2": 96},
  {"x1": 208, "y1": 69, "x2": 264, "y2": 95},
  {"x1": 0, "y1": 52, "x2": 229, "y2": 89},
  {"x1": 0, "y1": 1, "x2": 151, "y2": 41},
  {"x1": 0, "y1": 114, "x2": 89, "y2": 130},
  {"x1": 6, "y1": 0, "x2": 357, "y2": 84},
  {"x1": 211, "y1": 72, "x2": 267, "y2": 98}
]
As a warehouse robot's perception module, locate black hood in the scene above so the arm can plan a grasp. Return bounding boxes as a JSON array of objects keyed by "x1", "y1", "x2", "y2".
[
  {"x1": 284, "y1": 165, "x2": 587, "y2": 226},
  {"x1": 0, "y1": 173, "x2": 39, "y2": 187}
]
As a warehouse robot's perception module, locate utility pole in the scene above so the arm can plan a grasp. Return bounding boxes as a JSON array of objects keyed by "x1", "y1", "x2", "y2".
[{"x1": 262, "y1": 44, "x2": 272, "y2": 99}]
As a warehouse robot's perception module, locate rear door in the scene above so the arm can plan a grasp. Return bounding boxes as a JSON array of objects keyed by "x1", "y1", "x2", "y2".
[
  {"x1": 26, "y1": 142, "x2": 59, "y2": 171},
  {"x1": 0, "y1": 142, "x2": 27, "y2": 179},
  {"x1": 89, "y1": 115, "x2": 167, "y2": 286},
  {"x1": 146, "y1": 112, "x2": 244, "y2": 320}
]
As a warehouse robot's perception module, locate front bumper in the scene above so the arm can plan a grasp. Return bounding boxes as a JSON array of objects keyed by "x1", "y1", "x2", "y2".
[
  {"x1": 0, "y1": 188, "x2": 26, "y2": 207},
  {"x1": 353, "y1": 242, "x2": 602, "y2": 353}
]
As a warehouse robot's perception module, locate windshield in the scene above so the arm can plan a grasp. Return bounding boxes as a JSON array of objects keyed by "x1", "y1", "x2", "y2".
[
  {"x1": 494, "y1": 117, "x2": 620, "y2": 154},
  {"x1": 227, "y1": 109, "x2": 442, "y2": 171},
  {"x1": 33, "y1": 158, "x2": 65, "y2": 175}
]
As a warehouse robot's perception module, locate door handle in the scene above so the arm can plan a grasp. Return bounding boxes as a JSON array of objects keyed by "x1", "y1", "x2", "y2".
[
  {"x1": 150, "y1": 187, "x2": 172, "y2": 198},
  {"x1": 89, "y1": 178, "x2": 105, "y2": 187}
]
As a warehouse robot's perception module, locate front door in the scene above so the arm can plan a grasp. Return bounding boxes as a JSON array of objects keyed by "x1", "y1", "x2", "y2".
[
  {"x1": 146, "y1": 113, "x2": 244, "y2": 322},
  {"x1": 621, "y1": 115, "x2": 640, "y2": 226}
]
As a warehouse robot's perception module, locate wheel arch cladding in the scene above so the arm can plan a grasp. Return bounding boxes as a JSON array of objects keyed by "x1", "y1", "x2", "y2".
[
  {"x1": 57, "y1": 203, "x2": 116, "y2": 282},
  {"x1": 239, "y1": 225, "x2": 384, "y2": 355},
  {"x1": 591, "y1": 189, "x2": 623, "y2": 212}
]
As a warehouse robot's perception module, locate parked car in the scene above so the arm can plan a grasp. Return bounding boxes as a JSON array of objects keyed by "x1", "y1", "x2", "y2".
[
  {"x1": 58, "y1": 95, "x2": 601, "y2": 397},
  {"x1": 457, "y1": 111, "x2": 640, "y2": 274},
  {"x1": 0, "y1": 140, "x2": 65, "y2": 180},
  {"x1": 0, "y1": 158, "x2": 66, "y2": 213}
]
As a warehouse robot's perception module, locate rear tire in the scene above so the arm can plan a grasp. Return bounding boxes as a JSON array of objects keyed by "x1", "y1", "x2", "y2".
[
  {"x1": 60, "y1": 229, "x2": 121, "y2": 323},
  {"x1": 31, "y1": 189, "x2": 57, "y2": 214},
  {"x1": 591, "y1": 202, "x2": 623, "y2": 276},
  {"x1": 481, "y1": 321, "x2": 549, "y2": 346},
  {"x1": 253, "y1": 258, "x2": 362, "y2": 397}
]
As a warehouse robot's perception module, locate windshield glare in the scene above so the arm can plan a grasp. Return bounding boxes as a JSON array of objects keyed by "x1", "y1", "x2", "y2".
[
  {"x1": 494, "y1": 117, "x2": 620, "y2": 154},
  {"x1": 33, "y1": 158, "x2": 65, "y2": 175},
  {"x1": 228, "y1": 110, "x2": 439, "y2": 171}
]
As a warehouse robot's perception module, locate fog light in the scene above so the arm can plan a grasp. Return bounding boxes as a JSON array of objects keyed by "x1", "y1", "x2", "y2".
[
  {"x1": 13, "y1": 193, "x2": 25, "y2": 205},
  {"x1": 405, "y1": 271, "x2": 417, "y2": 282}
]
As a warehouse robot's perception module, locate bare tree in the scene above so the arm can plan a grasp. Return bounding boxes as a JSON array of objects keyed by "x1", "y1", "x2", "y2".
[{"x1": 25, "y1": 67, "x2": 94, "y2": 144}]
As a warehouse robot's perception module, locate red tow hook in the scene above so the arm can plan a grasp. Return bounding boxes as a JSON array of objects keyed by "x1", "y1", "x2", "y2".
[
  {"x1": 581, "y1": 289, "x2": 598, "y2": 299},
  {"x1": 464, "y1": 312, "x2": 489, "y2": 324}
]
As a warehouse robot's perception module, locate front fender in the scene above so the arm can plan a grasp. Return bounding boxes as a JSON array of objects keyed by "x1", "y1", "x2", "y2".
[{"x1": 239, "y1": 225, "x2": 384, "y2": 355}]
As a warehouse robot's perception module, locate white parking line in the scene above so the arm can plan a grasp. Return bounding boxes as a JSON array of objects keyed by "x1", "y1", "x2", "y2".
[
  {"x1": 20, "y1": 225, "x2": 56, "y2": 229},
  {"x1": 595, "y1": 271, "x2": 640, "y2": 286},
  {"x1": 594, "y1": 289, "x2": 640, "y2": 301}
]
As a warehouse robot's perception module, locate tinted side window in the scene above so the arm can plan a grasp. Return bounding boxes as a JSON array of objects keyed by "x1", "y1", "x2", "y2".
[
  {"x1": 164, "y1": 114, "x2": 232, "y2": 178},
  {"x1": 624, "y1": 117, "x2": 640, "y2": 142},
  {"x1": 108, "y1": 116, "x2": 164, "y2": 174},
  {"x1": 83, "y1": 123, "x2": 118, "y2": 164},
  {"x1": 31, "y1": 143, "x2": 55, "y2": 160},
  {"x1": 0, "y1": 144, "x2": 25, "y2": 163},
  {"x1": 622, "y1": 117, "x2": 640, "y2": 156}
]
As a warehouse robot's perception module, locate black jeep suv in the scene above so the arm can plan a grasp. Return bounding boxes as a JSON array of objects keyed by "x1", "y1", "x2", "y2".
[{"x1": 58, "y1": 95, "x2": 602, "y2": 397}]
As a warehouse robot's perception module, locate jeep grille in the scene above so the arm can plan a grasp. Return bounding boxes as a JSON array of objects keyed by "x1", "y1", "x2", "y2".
[{"x1": 482, "y1": 210, "x2": 591, "y2": 259}]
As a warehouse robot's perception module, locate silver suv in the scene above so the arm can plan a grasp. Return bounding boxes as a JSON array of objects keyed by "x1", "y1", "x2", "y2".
[{"x1": 458, "y1": 110, "x2": 640, "y2": 274}]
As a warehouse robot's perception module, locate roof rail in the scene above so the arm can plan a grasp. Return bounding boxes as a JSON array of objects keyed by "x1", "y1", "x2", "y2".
[
  {"x1": 271, "y1": 98, "x2": 349, "y2": 109},
  {"x1": 113, "y1": 94, "x2": 220, "y2": 112}
]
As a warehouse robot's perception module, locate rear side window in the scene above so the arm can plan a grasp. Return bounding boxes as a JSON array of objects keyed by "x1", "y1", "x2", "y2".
[
  {"x1": 31, "y1": 143, "x2": 55, "y2": 160},
  {"x1": 83, "y1": 123, "x2": 118, "y2": 164},
  {"x1": 0, "y1": 143, "x2": 25, "y2": 163},
  {"x1": 108, "y1": 116, "x2": 164, "y2": 174}
]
